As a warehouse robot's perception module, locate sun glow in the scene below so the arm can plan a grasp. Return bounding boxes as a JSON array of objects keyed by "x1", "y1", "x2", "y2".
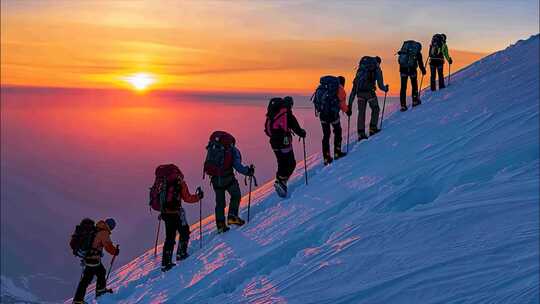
[{"x1": 123, "y1": 73, "x2": 156, "y2": 92}]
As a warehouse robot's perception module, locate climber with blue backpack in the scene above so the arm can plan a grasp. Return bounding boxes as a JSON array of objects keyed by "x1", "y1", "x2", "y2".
[
  {"x1": 312, "y1": 75, "x2": 349, "y2": 165},
  {"x1": 348, "y1": 56, "x2": 389, "y2": 141},
  {"x1": 204, "y1": 131, "x2": 254, "y2": 233},
  {"x1": 397, "y1": 40, "x2": 427, "y2": 111},
  {"x1": 265, "y1": 96, "x2": 306, "y2": 197}
]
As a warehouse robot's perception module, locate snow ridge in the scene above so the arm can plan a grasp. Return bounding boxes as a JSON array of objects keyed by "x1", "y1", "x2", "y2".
[{"x1": 72, "y1": 34, "x2": 539, "y2": 304}]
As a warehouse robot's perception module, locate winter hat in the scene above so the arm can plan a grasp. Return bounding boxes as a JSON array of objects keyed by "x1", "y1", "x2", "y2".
[{"x1": 105, "y1": 218, "x2": 116, "y2": 231}]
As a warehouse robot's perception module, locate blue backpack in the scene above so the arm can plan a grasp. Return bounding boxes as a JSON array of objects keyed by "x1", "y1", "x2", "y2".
[{"x1": 312, "y1": 76, "x2": 340, "y2": 122}]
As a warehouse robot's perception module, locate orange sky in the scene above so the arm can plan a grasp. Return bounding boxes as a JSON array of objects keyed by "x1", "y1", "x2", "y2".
[{"x1": 2, "y1": 1, "x2": 537, "y2": 95}]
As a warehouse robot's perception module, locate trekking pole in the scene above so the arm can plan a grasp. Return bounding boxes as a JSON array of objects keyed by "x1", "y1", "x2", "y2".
[
  {"x1": 302, "y1": 137, "x2": 308, "y2": 185},
  {"x1": 418, "y1": 57, "x2": 429, "y2": 97},
  {"x1": 199, "y1": 197, "x2": 203, "y2": 249},
  {"x1": 247, "y1": 175, "x2": 253, "y2": 222},
  {"x1": 106, "y1": 245, "x2": 119, "y2": 282},
  {"x1": 379, "y1": 91, "x2": 388, "y2": 130},
  {"x1": 153, "y1": 218, "x2": 160, "y2": 257},
  {"x1": 448, "y1": 63, "x2": 452, "y2": 86},
  {"x1": 346, "y1": 116, "x2": 350, "y2": 153}
]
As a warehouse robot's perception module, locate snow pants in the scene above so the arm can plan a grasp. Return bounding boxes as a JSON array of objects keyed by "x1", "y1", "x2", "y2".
[
  {"x1": 212, "y1": 174, "x2": 242, "y2": 224},
  {"x1": 321, "y1": 119, "x2": 343, "y2": 158},
  {"x1": 161, "y1": 211, "x2": 190, "y2": 265},
  {"x1": 73, "y1": 263, "x2": 106, "y2": 302},
  {"x1": 356, "y1": 91, "x2": 380, "y2": 134},
  {"x1": 274, "y1": 149, "x2": 296, "y2": 183},
  {"x1": 400, "y1": 71, "x2": 419, "y2": 107},
  {"x1": 430, "y1": 63, "x2": 445, "y2": 91}
]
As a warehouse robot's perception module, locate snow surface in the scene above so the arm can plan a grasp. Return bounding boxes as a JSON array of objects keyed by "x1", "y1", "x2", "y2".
[{"x1": 70, "y1": 35, "x2": 539, "y2": 304}]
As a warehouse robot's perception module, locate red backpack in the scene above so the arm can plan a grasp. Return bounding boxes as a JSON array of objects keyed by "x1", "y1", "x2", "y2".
[
  {"x1": 204, "y1": 131, "x2": 235, "y2": 177},
  {"x1": 149, "y1": 164, "x2": 184, "y2": 212}
]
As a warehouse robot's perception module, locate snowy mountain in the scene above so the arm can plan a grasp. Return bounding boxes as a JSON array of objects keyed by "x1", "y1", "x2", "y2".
[{"x1": 70, "y1": 35, "x2": 539, "y2": 303}]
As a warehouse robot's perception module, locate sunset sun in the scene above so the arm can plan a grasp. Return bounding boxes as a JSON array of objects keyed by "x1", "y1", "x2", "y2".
[{"x1": 124, "y1": 73, "x2": 156, "y2": 92}]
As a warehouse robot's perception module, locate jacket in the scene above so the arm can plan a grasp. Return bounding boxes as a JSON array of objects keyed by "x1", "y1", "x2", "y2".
[
  {"x1": 162, "y1": 180, "x2": 200, "y2": 214},
  {"x1": 85, "y1": 220, "x2": 118, "y2": 265},
  {"x1": 429, "y1": 43, "x2": 452, "y2": 65},
  {"x1": 269, "y1": 109, "x2": 303, "y2": 152},
  {"x1": 349, "y1": 67, "x2": 387, "y2": 108}
]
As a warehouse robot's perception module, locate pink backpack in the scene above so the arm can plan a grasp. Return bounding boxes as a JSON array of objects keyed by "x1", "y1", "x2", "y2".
[{"x1": 265, "y1": 107, "x2": 288, "y2": 137}]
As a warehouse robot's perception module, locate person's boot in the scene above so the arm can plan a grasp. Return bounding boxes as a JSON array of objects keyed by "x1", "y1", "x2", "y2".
[
  {"x1": 358, "y1": 131, "x2": 368, "y2": 142},
  {"x1": 96, "y1": 288, "x2": 113, "y2": 298},
  {"x1": 227, "y1": 214, "x2": 246, "y2": 226},
  {"x1": 161, "y1": 250, "x2": 176, "y2": 272},
  {"x1": 369, "y1": 126, "x2": 381, "y2": 136},
  {"x1": 334, "y1": 148, "x2": 347, "y2": 160},
  {"x1": 323, "y1": 152, "x2": 333, "y2": 166},
  {"x1": 274, "y1": 177, "x2": 288, "y2": 197},
  {"x1": 176, "y1": 241, "x2": 189, "y2": 261},
  {"x1": 400, "y1": 105, "x2": 408, "y2": 112},
  {"x1": 216, "y1": 221, "x2": 230, "y2": 234},
  {"x1": 412, "y1": 99, "x2": 422, "y2": 107}
]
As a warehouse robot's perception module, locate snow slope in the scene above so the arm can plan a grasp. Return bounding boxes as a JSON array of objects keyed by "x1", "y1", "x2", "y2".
[{"x1": 72, "y1": 35, "x2": 539, "y2": 303}]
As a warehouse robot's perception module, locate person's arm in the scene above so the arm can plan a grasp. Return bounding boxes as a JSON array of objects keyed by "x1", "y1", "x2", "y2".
[
  {"x1": 102, "y1": 233, "x2": 118, "y2": 256},
  {"x1": 443, "y1": 44, "x2": 452, "y2": 63},
  {"x1": 288, "y1": 112, "x2": 304, "y2": 136},
  {"x1": 180, "y1": 180, "x2": 199, "y2": 203},
  {"x1": 375, "y1": 68, "x2": 388, "y2": 92},
  {"x1": 337, "y1": 86, "x2": 348, "y2": 112},
  {"x1": 417, "y1": 52, "x2": 427, "y2": 74},
  {"x1": 232, "y1": 147, "x2": 250, "y2": 176},
  {"x1": 348, "y1": 78, "x2": 357, "y2": 108}
]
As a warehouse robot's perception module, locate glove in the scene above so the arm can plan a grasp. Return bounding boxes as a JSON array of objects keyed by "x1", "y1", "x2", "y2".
[
  {"x1": 196, "y1": 187, "x2": 204, "y2": 200},
  {"x1": 115, "y1": 247, "x2": 120, "y2": 256},
  {"x1": 448, "y1": 58, "x2": 453, "y2": 65},
  {"x1": 247, "y1": 165, "x2": 255, "y2": 176},
  {"x1": 346, "y1": 107, "x2": 352, "y2": 117},
  {"x1": 384, "y1": 84, "x2": 389, "y2": 92},
  {"x1": 297, "y1": 128, "x2": 307, "y2": 138},
  {"x1": 157, "y1": 214, "x2": 162, "y2": 221},
  {"x1": 421, "y1": 68, "x2": 427, "y2": 75}
]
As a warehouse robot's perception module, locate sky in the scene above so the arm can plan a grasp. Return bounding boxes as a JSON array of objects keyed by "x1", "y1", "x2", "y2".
[{"x1": 1, "y1": 0, "x2": 538, "y2": 94}]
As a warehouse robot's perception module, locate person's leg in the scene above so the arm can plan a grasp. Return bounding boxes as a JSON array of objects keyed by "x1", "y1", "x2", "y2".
[
  {"x1": 95, "y1": 263, "x2": 107, "y2": 293},
  {"x1": 438, "y1": 64, "x2": 445, "y2": 89},
  {"x1": 356, "y1": 97, "x2": 368, "y2": 137},
  {"x1": 368, "y1": 95, "x2": 380, "y2": 131},
  {"x1": 411, "y1": 74, "x2": 419, "y2": 105},
  {"x1": 284, "y1": 151, "x2": 297, "y2": 180},
  {"x1": 430, "y1": 64, "x2": 437, "y2": 91},
  {"x1": 162, "y1": 213, "x2": 179, "y2": 266},
  {"x1": 73, "y1": 266, "x2": 95, "y2": 302},
  {"x1": 321, "y1": 121, "x2": 331, "y2": 160},
  {"x1": 400, "y1": 74, "x2": 408, "y2": 107},
  {"x1": 332, "y1": 121, "x2": 343, "y2": 155},
  {"x1": 177, "y1": 223, "x2": 190, "y2": 259},
  {"x1": 274, "y1": 150, "x2": 288, "y2": 183},
  {"x1": 212, "y1": 180, "x2": 227, "y2": 226},
  {"x1": 226, "y1": 177, "x2": 242, "y2": 218}
]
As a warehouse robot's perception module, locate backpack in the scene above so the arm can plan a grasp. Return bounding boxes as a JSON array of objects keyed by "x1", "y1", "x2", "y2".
[
  {"x1": 70, "y1": 218, "x2": 97, "y2": 258},
  {"x1": 204, "y1": 131, "x2": 235, "y2": 177},
  {"x1": 264, "y1": 98, "x2": 288, "y2": 137},
  {"x1": 354, "y1": 56, "x2": 379, "y2": 93},
  {"x1": 311, "y1": 76, "x2": 341, "y2": 121},
  {"x1": 398, "y1": 40, "x2": 422, "y2": 68},
  {"x1": 149, "y1": 164, "x2": 184, "y2": 212},
  {"x1": 430, "y1": 34, "x2": 444, "y2": 58}
]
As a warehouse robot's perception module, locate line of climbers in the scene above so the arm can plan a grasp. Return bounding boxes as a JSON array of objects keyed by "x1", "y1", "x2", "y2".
[{"x1": 68, "y1": 33, "x2": 452, "y2": 303}]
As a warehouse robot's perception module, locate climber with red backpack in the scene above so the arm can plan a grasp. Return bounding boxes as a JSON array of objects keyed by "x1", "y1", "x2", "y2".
[
  {"x1": 204, "y1": 131, "x2": 254, "y2": 233},
  {"x1": 348, "y1": 56, "x2": 389, "y2": 141},
  {"x1": 312, "y1": 76, "x2": 349, "y2": 165},
  {"x1": 264, "y1": 96, "x2": 306, "y2": 197},
  {"x1": 71, "y1": 218, "x2": 119, "y2": 303},
  {"x1": 148, "y1": 164, "x2": 204, "y2": 272}
]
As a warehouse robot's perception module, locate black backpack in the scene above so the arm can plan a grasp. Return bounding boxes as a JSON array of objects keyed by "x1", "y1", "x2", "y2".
[
  {"x1": 398, "y1": 40, "x2": 422, "y2": 68},
  {"x1": 354, "y1": 56, "x2": 379, "y2": 93},
  {"x1": 69, "y1": 218, "x2": 97, "y2": 258},
  {"x1": 311, "y1": 76, "x2": 341, "y2": 121},
  {"x1": 430, "y1": 34, "x2": 444, "y2": 58}
]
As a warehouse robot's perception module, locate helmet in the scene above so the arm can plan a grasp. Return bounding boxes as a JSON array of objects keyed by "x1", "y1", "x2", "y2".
[{"x1": 105, "y1": 218, "x2": 116, "y2": 231}]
